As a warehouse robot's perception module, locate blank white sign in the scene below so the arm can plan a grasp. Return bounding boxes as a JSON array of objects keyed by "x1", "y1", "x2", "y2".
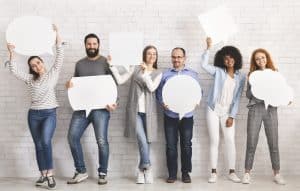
[
  {"x1": 68, "y1": 75, "x2": 118, "y2": 117},
  {"x1": 109, "y1": 32, "x2": 143, "y2": 69},
  {"x1": 198, "y1": 5, "x2": 238, "y2": 44},
  {"x1": 6, "y1": 16, "x2": 56, "y2": 56},
  {"x1": 162, "y1": 75, "x2": 202, "y2": 119},
  {"x1": 249, "y1": 69, "x2": 293, "y2": 108}
]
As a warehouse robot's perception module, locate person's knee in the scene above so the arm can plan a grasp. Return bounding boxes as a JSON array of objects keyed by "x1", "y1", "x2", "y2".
[{"x1": 97, "y1": 137, "x2": 108, "y2": 147}]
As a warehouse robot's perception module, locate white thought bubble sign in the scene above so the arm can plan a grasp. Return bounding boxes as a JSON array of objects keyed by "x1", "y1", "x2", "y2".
[
  {"x1": 6, "y1": 16, "x2": 56, "y2": 56},
  {"x1": 162, "y1": 75, "x2": 202, "y2": 119},
  {"x1": 109, "y1": 32, "x2": 143, "y2": 71},
  {"x1": 249, "y1": 69, "x2": 293, "y2": 109},
  {"x1": 68, "y1": 75, "x2": 118, "y2": 117},
  {"x1": 198, "y1": 5, "x2": 238, "y2": 45}
]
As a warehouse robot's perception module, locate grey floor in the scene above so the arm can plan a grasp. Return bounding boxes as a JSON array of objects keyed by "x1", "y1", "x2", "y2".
[{"x1": 0, "y1": 176, "x2": 299, "y2": 191}]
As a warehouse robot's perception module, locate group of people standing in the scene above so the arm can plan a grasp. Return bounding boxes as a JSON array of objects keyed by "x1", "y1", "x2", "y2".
[{"x1": 5, "y1": 25, "x2": 286, "y2": 189}]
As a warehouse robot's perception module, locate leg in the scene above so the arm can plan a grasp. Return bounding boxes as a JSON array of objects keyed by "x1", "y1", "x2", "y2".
[
  {"x1": 90, "y1": 109, "x2": 110, "y2": 174},
  {"x1": 245, "y1": 104, "x2": 263, "y2": 171},
  {"x1": 263, "y1": 107, "x2": 280, "y2": 172},
  {"x1": 164, "y1": 114, "x2": 179, "y2": 179},
  {"x1": 136, "y1": 113, "x2": 151, "y2": 170},
  {"x1": 206, "y1": 107, "x2": 220, "y2": 170},
  {"x1": 40, "y1": 109, "x2": 57, "y2": 173},
  {"x1": 220, "y1": 113, "x2": 236, "y2": 171},
  {"x1": 67, "y1": 111, "x2": 90, "y2": 173},
  {"x1": 179, "y1": 116, "x2": 193, "y2": 174},
  {"x1": 28, "y1": 109, "x2": 46, "y2": 172}
]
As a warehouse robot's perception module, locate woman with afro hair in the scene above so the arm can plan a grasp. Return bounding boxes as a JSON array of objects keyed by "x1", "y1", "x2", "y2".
[{"x1": 201, "y1": 38, "x2": 246, "y2": 183}]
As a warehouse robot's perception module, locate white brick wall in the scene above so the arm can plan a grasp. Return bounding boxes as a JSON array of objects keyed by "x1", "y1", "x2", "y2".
[{"x1": 0, "y1": 0, "x2": 299, "y2": 178}]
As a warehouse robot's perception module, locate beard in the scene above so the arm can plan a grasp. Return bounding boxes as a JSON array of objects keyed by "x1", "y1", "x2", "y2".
[{"x1": 86, "y1": 48, "x2": 99, "y2": 58}]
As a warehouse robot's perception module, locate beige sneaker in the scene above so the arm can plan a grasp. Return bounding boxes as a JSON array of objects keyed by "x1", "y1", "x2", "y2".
[
  {"x1": 208, "y1": 173, "x2": 217, "y2": 183},
  {"x1": 144, "y1": 168, "x2": 153, "y2": 184},
  {"x1": 67, "y1": 171, "x2": 88, "y2": 184},
  {"x1": 274, "y1": 174, "x2": 286, "y2": 185},
  {"x1": 228, "y1": 173, "x2": 241, "y2": 183},
  {"x1": 242, "y1": 173, "x2": 251, "y2": 184},
  {"x1": 136, "y1": 169, "x2": 145, "y2": 184}
]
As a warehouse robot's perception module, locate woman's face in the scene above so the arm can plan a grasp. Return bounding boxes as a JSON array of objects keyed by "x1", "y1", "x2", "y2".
[
  {"x1": 224, "y1": 55, "x2": 235, "y2": 69},
  {"x1": 254, "y1": 52, "x2": 267, "y2": 70},
  {"x1": 29, "y1": 58, "x2": 45, "y2": 75},
  {"x1": 145, "y1": 48, "x2": 157, "y2": 65}
]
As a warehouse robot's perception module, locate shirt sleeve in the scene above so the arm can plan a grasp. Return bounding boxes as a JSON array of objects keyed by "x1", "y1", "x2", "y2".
[
  {"x1": 201, "y1": 50, "x2": 216, "y2": 76},
  {"x1": 142, "y1": 72, "x2": 163, "y2": 92},
  {"x1": 6, "y1": 60, "x2": 32, "y2": 83},
  {"x1": 109, "y1": 65, "x2": 135, "y2": 85}
]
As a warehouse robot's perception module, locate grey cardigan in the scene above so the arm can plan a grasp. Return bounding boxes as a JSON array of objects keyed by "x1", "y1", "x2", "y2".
[{"x1": 124, "y1": 67, "x2": 162, "y2": 142}]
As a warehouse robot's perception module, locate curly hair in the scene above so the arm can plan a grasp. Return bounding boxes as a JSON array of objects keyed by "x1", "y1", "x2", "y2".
[
  {"x1": 248, "y1": 48, "x2": 276, "y2": 76},
  {"x1": 214, "y1": 46, "x2": 243, "y2": 72}
]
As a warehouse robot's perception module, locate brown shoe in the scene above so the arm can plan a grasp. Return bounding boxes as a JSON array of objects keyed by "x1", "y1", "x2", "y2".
[
  {"x1": 166, "y1": 177, "x2": 176, "y2": 183},
  {"x1": 182, "y1": 173, "x2": 191, "y2": 183}
]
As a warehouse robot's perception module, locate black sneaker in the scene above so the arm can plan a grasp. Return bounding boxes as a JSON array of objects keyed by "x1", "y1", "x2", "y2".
[
  {"x1": 46, "y1": 176, "x2": 56, "y2": 189},
  {"x1": 35, "y1": 176, "x2": 47, "y2": 186},
  {"x1": 182, "y1": 173, "x2": 191, "y2": 183},
  {"x1": 98, "y1": 173, "x2": 107, "y2": 185}
]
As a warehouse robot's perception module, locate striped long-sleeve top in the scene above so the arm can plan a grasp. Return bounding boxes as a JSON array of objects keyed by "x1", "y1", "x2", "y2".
[{"x1": 7, "y1": 45, "x2": 64, "y2": 110}]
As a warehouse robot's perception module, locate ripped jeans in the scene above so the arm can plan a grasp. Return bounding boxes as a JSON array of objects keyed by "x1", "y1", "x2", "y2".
[{"x1": 68, "y1": 109, "x2": 110, "y2": 174}]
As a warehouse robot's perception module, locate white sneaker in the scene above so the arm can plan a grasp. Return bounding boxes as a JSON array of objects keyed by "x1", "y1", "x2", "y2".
[
  {"x1": 242, "y1": 173, "x2": 251, "y2": 184},
  {"x1": 208, "y1": 173, "x2": 217, "y2": 183},
  {"x1": 67, "y1": 171, "x2": 88, "y2": 184},
  {"x1": 136, "y1": 169, "x2": 145, "y2": 184},
  {"x1": 144, "y1": 168, "x2": 153, "y2": 184},
  {"x1": 274, "y1": 174, "x2": 286, "y2": 185},
  {"x1": 228, "y1": 173, "x2": 241, "y2": 183}
]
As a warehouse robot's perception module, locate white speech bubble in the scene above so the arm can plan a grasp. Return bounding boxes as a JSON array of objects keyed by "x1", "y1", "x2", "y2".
[
  {"x1": 162, "y1": 75, "x2": 202, "y2": 119},
  {"x1": 198, "y1": 5, "x2": 238, "y2": 45},
  {"x1": 249, "y1": 69, "x2": 293, "y2": 109},
  {"x1": 6, "y1": 16, "x2": 56, "y2": 56},
  {"x1": 68, "y1": 75, "x2": 118, "y2": 117},
  {"x1": 109, "y1": 32, "x2": 143, "y2": 71}
]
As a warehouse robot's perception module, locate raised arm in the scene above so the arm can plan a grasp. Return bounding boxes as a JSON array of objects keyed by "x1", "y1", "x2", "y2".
[
  {"x1": 201, "y1": 37, "x2": 216, "y2": 76},
  {"x1": 6, "y1": 43, "x2": 32, "y2": 82},
  {"x1": 48, "y1": 24, "x2": 64, "y2": 74}
]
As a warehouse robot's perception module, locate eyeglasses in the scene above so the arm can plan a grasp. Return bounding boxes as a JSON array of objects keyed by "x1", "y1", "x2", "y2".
[{"x1": 171, "y1": 56, "x2": 184, "y2": 59}]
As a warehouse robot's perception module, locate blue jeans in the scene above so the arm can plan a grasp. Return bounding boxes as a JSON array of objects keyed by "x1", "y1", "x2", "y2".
[
  {"x1": 68, "y1": 109, "x2": 110, "y2": 174},
  {"x1": 164, "y1": 114, "x2": 193, "y2": 178},
  {"x1": 136, "y1": 112, "x2": 151, "y2": 170},
  {"x1": 27, "y1": 108, "x2": 57, "y2": 171}
]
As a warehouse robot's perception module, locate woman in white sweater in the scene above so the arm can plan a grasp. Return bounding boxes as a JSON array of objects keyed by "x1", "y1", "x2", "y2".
[{"x1": 108, "y1": 45, "x2": 162, "y2": 184}]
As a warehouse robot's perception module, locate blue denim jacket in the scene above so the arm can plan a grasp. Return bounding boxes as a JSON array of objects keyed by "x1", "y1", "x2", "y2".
[
  {"x1": 156, "y1": 67, "x2": 200, "y2": 118},
  {"x1": 201, "y1": 50, "x2": 246, "y2": 118}
]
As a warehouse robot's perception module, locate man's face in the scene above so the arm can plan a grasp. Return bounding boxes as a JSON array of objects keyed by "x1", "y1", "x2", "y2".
[
  {"x1": 85, "y1": 37, "x2": 99, "y2": 58},
  {"x1": 171, "y1": 49, "x2": 185, "y2": 69}
]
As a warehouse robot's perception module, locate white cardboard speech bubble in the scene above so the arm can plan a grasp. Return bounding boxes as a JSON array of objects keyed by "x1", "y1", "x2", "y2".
[
  {"x1": 198, "y1": 5, "x2": 238, "y2": 45},
  {"x1": 68, "y1": 75, "x2": 118, "y2": 117},
  {"x1": 6, "y1": 16, "x2": 56, "y2": 56},
  {"x1": 109, "y1": 32, "x2": 143, "y2": 71},
  {"x1": 162, "y1": 75, "x2": 202, "y2": 119},
  {"x1": 249, "y1": 69, "x2": 293, "y2": 109}
]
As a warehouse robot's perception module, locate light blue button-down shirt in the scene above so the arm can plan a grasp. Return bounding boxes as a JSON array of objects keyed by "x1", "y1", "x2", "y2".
[
  {"x1": 201, "y1": 50, "x2": 246, "y2": 118},
  {"x1": 156, "y1": 67, "x2": 200, "y2": 118}
]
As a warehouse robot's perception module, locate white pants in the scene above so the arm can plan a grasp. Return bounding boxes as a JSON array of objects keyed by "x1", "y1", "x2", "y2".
[{"x1": 206, "y1": 104, "x2": 236, "y2": 170}]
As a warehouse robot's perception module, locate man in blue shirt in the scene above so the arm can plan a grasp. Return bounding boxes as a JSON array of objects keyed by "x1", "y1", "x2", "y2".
[{"x1": 156, "y1": 47, "x2": 200, "y2": 183}]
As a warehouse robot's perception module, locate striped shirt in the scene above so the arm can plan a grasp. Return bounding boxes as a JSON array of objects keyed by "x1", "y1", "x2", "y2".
[{"x1": 7, "y1": 45, "x2": 64, "y2": 110}]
